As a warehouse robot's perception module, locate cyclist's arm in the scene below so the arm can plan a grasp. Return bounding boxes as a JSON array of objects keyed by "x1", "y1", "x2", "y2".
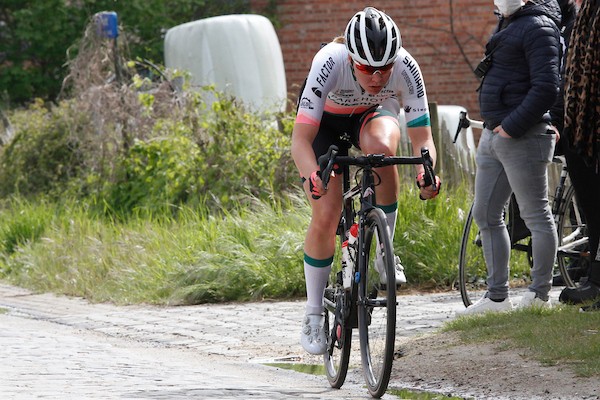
[
  {"x1": 406, "y1": 126, "x2": 437, "y2": 175},
  {"x1": 291, "y1": 122, "x2": 325, "y2": 195},
  {"x1": 407, "y1": 126, "x2": 440, "y2": 199}
]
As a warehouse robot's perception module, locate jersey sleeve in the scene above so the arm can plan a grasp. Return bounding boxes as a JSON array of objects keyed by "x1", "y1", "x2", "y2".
[
  {"x1": 395, "y1": 50, "x2": 431, "y2": 128},
  {"x1": 295, "y1": 44, "x2": 343, "y2": 126}
]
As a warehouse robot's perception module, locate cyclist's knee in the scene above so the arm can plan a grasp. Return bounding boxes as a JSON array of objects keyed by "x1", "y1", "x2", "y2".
[
  {"x1": 360, "y1": 122, "x2": 400, "y2": 155},
  {"x1": 360, "y1": 133, "x2": 398, "y2": 156},
  {"x1": 311, "y1": 203, "x2": 340, "y2": 230},
  {"x1": 308, "y1": 216, "x2": 337, "y2": 239}
]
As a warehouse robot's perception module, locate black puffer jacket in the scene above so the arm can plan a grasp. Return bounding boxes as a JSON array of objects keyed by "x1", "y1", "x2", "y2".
[{"x1": 479, "y1": 0, "x2": 562, "y2": 138}]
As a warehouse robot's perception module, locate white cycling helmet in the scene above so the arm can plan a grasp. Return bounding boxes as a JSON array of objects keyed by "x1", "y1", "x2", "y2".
[{"x1": 345, "y1": 7, "x2": 402, "y2": 67}]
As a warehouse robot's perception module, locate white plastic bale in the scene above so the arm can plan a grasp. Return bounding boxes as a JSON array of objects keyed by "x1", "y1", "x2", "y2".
[{"x1": 164, "y1": 14, "x2": 287, "y2": 113}]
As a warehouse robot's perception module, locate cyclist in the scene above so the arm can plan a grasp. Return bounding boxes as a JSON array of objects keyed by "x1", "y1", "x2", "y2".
[{"x1": 291, "y1": 7, "x2": 441, "y2": 355}]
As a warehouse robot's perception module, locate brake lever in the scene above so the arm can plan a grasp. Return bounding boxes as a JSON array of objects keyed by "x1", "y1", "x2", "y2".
[
  {"x1": 453, "y1": 111, "x2": 470, "y2": 144},
  {"x1": 419, "y1": 147, "x2": 438, "y2": 200},
  {"x1": 317, "y1": 145, "x2": 339, "y2": 190}
]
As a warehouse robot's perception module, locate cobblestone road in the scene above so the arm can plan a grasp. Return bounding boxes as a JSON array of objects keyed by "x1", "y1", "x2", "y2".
[{"x1": 0, "y1": 284, "x2": 562, "y2": 399}]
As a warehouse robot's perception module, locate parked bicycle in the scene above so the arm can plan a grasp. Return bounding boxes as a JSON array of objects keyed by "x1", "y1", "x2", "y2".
[
  {"x1": 454, "y1": 111, "x2": 589, "y2": 307},
  {"x1": 317, "y1": 144, "x2": 437, "y2": 398}
]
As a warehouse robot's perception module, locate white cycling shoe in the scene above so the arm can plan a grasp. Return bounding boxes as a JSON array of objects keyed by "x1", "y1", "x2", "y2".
[
  {"x1": 300, "y1": 313, "x2": 327, "y2": 355},
  {"x1": 375, "y1": 255, "x2": 407, "y2": 286}
]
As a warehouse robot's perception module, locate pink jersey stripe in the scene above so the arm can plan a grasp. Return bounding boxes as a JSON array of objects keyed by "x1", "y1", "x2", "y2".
[{"x1": 295, "y1": 113, "x2": 321, "y2": 126}]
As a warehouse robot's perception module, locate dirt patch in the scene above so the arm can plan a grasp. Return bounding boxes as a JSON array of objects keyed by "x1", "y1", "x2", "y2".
[{"x1": 390, "y1": 331, "x2": 599, "y2": 400}]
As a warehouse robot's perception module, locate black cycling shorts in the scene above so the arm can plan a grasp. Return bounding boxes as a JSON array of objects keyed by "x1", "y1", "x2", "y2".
[{"x1": 311, "y1": 107, "x2": 380, "y2": 160}]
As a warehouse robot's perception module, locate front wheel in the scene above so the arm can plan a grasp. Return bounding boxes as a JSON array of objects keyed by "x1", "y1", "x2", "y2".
[
  {"x1": 323, "y1": 282, "x2": 352, "y2": 388},
  {"x1": 358, "y1": 208, "x2": 396, "y2": 398}
]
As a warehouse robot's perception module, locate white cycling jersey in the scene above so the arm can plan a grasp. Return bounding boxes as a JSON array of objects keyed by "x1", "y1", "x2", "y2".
[{"x1": 296, "y1": 42, "x2": 430, "y2": 128}]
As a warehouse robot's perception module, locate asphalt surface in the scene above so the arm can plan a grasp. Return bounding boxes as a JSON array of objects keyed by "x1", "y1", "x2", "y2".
[{"x1": 0, "y1": 283, "x2": 562, "y2": 399}]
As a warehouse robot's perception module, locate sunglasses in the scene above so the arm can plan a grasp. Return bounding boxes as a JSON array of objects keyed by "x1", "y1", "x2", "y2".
[{"x1": 353, "y1": 61, "x2": 394, "y2": 75}]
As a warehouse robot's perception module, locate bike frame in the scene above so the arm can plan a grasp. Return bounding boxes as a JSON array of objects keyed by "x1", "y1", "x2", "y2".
[{"x1": 320, "y1": 144, "x2": 436, "y2": 397}]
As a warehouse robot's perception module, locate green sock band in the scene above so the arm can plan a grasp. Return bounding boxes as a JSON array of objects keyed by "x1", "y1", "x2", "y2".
[
  {"x1": 304, "y1": 254, "x2": 334, "y2": 268},
  {"x1": 377, "y1": 202, "x2": 398, "y2": 213}
]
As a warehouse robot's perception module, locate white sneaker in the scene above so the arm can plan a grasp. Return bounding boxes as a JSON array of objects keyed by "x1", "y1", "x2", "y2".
[
  {"x1": 375, "y1": 255, "x2": 406, "y2": 285},
  {"x1": 517, "y1": 291, "x2": 552, "y2": 309},
  {"x1": 300, "y1": 314, "x2": 327, "y2": 355},
  {"x1": 456, "y1": 294, "x2": 513, "y2": 315}
]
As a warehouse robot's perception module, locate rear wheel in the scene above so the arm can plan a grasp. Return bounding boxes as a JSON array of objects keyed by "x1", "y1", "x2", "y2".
[
  {"x1": 358, "y1": 208, "x2": 396, "y2": 398},
  {"x1": 458, "y1": 200, "x2": 535, "y2": 307},
  {"x1": 458, "y1": 204, "x2": 488, "y2": 307},
  {"x1": 557, "y1": 185, "x2": 588, "y2": 288},
  {"x1": 323, "y1": 280, "x2": 352, "y2": 387}
]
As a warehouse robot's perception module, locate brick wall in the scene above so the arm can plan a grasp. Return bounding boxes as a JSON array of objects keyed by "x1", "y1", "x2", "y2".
[{"x1": 251, "y1": 1, "x2": 497, "y2": 119}]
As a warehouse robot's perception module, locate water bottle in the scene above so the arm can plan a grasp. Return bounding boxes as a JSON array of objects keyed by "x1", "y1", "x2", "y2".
[
  {"x1": 341, "y1": 240, "x2": 352, "y2": 289},
  {"x1": 342, "y1": 224, "x2": 359, "y2": 288},
  {"x1": 347, "y1": 223, "x2": 358, "y2": 265},
  {"x1": 348, "y1": 223, "x2": 358, "y2": 246}
]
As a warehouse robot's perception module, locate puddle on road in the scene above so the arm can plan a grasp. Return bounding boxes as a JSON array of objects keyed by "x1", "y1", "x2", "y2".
[{"x1": 264, "y1": 362, "x2": 325, "y2": 376}]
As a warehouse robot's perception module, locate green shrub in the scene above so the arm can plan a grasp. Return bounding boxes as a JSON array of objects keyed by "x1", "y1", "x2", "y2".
[
  {"x1": 105, "y1": 134, "x2": 203, "y2": 216},
  {"x1": 95, "y1": 90, "x2": 296, "y2": 217},
  {"x1": 193, "y1": 93, "x2": 296, "y2": 206},
  {"x1": 0, "y1": 99, "x2": 86, "y2": 198},
  {"x1": 1, "y1": 80, "x2": 296, "y2": 218}
]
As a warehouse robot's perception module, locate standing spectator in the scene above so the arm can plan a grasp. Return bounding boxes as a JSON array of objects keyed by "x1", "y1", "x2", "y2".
[
  {"x1": 558, "y1": 0, "x2": 600, "y2": 311},
  {"x1": 459, "y1": 0, "x2": 562, "y2": 315}
]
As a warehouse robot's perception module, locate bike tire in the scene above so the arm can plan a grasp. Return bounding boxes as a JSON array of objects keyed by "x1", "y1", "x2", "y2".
[
  {"x1": 323, "y1": 282, "x2": 352, "y2": 388},
  {"x1": 357, "y1": 208, "x2": 396, "y2": 398},
  {"x1": 458, "y1": 200, "x2": 534, "y2": 307},
  {"x1": 458, "y1": 204, "x2": 488, "y2": 307},
  {"x1": 557, "y1": 184, "x2": 588, "y2": 288}
]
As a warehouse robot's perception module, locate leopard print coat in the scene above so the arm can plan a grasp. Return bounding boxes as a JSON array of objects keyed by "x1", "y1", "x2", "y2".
[{"x1": 563, "y1": 0, "x2": 600, "y2": 172}]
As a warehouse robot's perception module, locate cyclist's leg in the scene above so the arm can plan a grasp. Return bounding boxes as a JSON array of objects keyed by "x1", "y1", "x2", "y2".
[
  {"x1": 356, "y1": 101, "x2": 401, "y2": 209},
  {"x1": 302, "y1": 180, "x2": 342, "y2": 314},
  {"x1": 355, "y1": 102, "x2": 405, "y2": 284},
  {"x1": 472, "y1": 128, "x2": 513, "y2": 301},
  {"x1": 499, "y1": 124, "x2": 557, "y2": 301},
  {"x1": 300, "y1": 117, "x2": 347, "y2": 354},
  {"x1": 302, "y1": 114, "x2": 351, "y2": 312},
  {"x1": 301, "y1": 175, "x2": 342, "y2": 354}
]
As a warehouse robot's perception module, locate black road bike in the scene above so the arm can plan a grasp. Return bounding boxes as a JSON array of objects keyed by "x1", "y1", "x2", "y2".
[{"x1": 317, "y1": 144, "x2": 437, "y2": 398}]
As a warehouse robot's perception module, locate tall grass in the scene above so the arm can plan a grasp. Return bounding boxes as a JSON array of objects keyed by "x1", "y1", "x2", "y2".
[
  {"x1": 0, "y1": 183, "x2": 472, "y2": 304},
  {"x1": 0, "y1": 180, "x2": 478, "y2": 304},
  {"x1": 0, "y1": 195, "x2": 308, "y2": 305},
  {"x1": 394, "y1": 182, "x2": 472, "y2": 289}
]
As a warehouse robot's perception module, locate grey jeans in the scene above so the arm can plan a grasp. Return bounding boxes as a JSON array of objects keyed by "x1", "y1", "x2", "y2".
[{"x1": 473, "y1": 123, "x2": 557, "y2": 301}]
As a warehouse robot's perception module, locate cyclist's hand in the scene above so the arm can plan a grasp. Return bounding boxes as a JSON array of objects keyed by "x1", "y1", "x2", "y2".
[
  {"x1": 416, "y1": 172, "x2": 441, "y2": 200},
  {"x1": 308, "y1": 170, "x2": 326, "y2": 200}
]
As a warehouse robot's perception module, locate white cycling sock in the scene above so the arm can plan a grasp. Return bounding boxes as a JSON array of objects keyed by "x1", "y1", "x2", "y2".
[
  {"x1": 385, "y1": 209, "x2": 397, "y2": 242},
  {"x1": 304, "y1": 258, "x2": 332, "y2": 315},
  {"x1": 378, "y1": 202, "x2": 398, "y2": 242}
]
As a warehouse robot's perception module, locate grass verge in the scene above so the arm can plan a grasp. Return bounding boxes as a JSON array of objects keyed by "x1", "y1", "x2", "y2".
[{"x1": 445, "y1": 304, "x2": 600, "y2": 377}]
